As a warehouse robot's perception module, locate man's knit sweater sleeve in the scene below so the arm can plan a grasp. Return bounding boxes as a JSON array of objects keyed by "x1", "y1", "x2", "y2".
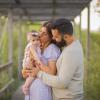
[{"x1": 37, "y1": 49, "x2": 78, "y2": 89}]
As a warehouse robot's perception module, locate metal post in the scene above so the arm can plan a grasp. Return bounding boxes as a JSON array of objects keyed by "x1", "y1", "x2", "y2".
[
  {"x1": 0, "y1": 15, "x2": 1, "y2": 38},
  {"x1": 86, "y1": 4, "x2": 91, "y2": 62},
  {"x1": 8, "y1": 9, "x2": 13, "y2": 79},
  {"x1": 18, "y1": 16, "x2": 23, "y2": 80},
  {"x1": 73, "y1": 19, "x2": 76, "y2": 36},
  {"x1": 0, "y1": 15, "x2": 1, "y2": 64},
  {"x1": 85, "y1": 4, "x2": 91, "y2": 92},
  {"x1": 79, "y1": 13, "x2": 82, "y2": 43}
]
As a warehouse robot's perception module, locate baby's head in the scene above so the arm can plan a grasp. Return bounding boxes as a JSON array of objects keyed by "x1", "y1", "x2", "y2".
[{"x1": 27, "y1": 30, "x2": 39, "y2": 43}]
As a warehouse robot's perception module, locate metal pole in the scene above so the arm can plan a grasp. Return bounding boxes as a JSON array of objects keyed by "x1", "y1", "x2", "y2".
[
  {"x1": 73, "y1": 19, "x2": 76, "y2": 36},
  {"x1": 18, "y1": 16, "x2": 23, "y2": 80},
  {"x1": 79, "y1": 13, "x2": 82, "y2": 43},
  {"x1": 85, "y1": 4, "x2": 91, "y2": 93},
  {"x1": 86, "y1": 4, "x2": 91, "y2": 62},
  {"x1": 0, "y1": 15, "x2": 1, "y2": 38},
  {"x1": 8, "y1": 9, "x2": 13, "y2": 79},
  {"x1": 0, "y1": 15, "x2": 1, "y2": 64}
]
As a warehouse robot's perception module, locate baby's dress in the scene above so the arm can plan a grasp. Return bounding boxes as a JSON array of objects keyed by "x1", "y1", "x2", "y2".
[
  {"x1": 23, "y1": 42, "x2": 34, "y2": 68},
  {"x1": 25, "y1": 43, "x2": 60, "y2": 100},
  {"x1": 23, "y1": 42, "x2": 41, "y2": 69}
]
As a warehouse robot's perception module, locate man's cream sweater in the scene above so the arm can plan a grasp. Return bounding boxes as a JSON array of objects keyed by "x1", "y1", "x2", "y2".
[{"x1": 38, "y1": 40, "x2": 84, "y2": 100}]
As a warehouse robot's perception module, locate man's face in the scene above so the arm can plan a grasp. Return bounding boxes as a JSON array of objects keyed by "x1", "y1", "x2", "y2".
[
  {"x1": 52, "y1": 29, "x2": 62, "y2": 43},
  {"x1": 52, "y1": 29, "x2": 66, "y2": 47}
]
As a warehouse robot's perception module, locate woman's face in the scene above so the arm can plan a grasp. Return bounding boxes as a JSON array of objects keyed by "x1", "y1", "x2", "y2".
[{"x1": 39, "y1": 27, "x2": 51, "y2": 45}]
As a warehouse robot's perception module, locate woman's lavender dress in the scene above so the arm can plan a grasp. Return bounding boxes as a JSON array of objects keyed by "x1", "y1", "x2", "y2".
[{"x1": 25, "y1": 44, "x2": 60, "y2": 100}]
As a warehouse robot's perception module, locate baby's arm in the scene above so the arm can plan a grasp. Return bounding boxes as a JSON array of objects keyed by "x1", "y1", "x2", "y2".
[
  {"x1": 22, "y1": 45, "x2": 31, "y2": 68},
  {"x1": 30, "y1": 45, "x2": 40, "y2": 63},
  {"x1": 22, "y1": 76, "x2": 35, "y2": 95},
  {"x1": 24, "y1": 76, "x2": 35, "y2": 88}
]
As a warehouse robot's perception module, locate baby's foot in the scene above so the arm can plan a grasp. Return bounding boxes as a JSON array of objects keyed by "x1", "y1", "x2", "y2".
[{"x1": 22, "y1": 85, "x2": 29, "y2": 95}]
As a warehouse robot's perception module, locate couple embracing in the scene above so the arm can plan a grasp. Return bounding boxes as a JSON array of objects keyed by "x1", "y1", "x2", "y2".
[{"x1": 22, "y1": 18, "x2": 84, "y2": 100}]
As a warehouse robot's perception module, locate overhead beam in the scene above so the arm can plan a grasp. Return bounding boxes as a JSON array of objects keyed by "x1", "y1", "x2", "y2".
[
  {"x1": 15, "y1": 0, "x2": 21, "y2": 4},
  {"x1": 13, "y1": 15, "x2": 74, "y2": 21},
  {"x1": 11, "y1": 13, "x2": 79, "y2": 18},
  {"x1": 0, "y1": 0, "x2": 91, "y2": 22},
  {"x1": 0, "y1": 13, "x2": 77, "y2": 20},
  {"x1": 12, "y1": 0, "x2": 91, "y2": 4},
  {"x1": 57, "y1": 0, "x2": 91, "y2": 3},
  {"x1": 0, "y1": 8, "x2": 81, "y2": 16},
  {"x1": 0, "y1": 3, "x2": 88, "y2": 9},
  {"x1": 14, "y1": 0, "x2": 32, "y2": 22}
]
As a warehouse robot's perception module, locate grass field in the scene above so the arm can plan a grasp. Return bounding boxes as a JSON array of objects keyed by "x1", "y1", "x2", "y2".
[{"x1": 75, "y1": 27, "x2": 100, "y2": 100}]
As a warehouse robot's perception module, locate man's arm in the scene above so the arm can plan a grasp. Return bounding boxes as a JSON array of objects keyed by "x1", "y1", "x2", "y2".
[
  {"x1": 38, "y1": 60, "x2": 57, "y2": 75},
  {"x1": 37, "y1": 51, "x2": 78, "y2": 89}
]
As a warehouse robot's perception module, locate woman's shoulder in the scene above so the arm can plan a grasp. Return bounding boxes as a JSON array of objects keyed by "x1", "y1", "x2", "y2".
[
  {"x1": 47, "y1": 43, "x2": 60, "y2": 54},
  {"x1": 48, "y1": 43, "x2": 60, "y2": 51},
  {"x1": 44, "y1": 43, "x2": 61, "y2": 59}
]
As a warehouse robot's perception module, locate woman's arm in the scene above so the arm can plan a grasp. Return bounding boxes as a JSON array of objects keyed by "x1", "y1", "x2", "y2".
[
  {"x1": 38, "y1": 60, "x2": 57, "y2": 75},
  {"x1": 30, "y1": 46, "x2": 57, "y2": 75}
]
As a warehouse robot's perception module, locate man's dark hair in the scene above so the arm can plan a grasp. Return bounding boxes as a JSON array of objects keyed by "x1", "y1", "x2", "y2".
[{"x1": 52, "y1": 18, "x2": 73, "y2": 35}]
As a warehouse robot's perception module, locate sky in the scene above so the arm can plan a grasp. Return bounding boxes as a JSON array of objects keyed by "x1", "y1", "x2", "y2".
[{"x1": 75, "y1": 0, "x2": 100, "y2": 31}]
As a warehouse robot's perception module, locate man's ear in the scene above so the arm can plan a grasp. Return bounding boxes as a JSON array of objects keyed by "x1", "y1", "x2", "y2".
[{"x1": 63, "y1": 34, "x2": 69, "y2": 39}]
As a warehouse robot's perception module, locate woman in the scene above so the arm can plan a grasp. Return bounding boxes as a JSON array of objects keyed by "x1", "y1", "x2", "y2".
[
  {"x1": 29, "y1": 18, "x2": 84, "y2": 100},
  {"x1": 23, "y1": 21, "x2": 61, "y2": 100}
]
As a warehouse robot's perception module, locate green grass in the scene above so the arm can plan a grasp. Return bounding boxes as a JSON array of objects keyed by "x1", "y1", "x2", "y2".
[
  {"x1": 0, "y1": 70, "x2": 10, "y2": 89},
  {"x1": 84, "y1": 33, "x2": 100, "y2": 100},
  {"x1": 75, "y1": 27, "x2": 100, "y2": 100},
  {"x1": 0, "y1": 32, "x2": 8, "y2": 64}
]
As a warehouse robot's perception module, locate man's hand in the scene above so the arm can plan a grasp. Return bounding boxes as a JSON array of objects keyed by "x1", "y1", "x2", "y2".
[{"x1": 29, "y1": 67, "x2": 40, "y2": 77}]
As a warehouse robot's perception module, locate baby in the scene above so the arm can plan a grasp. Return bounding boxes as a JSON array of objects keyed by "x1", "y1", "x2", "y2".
[{"x1": 22, "y1": 30, "x2": 41, "y2": 95}]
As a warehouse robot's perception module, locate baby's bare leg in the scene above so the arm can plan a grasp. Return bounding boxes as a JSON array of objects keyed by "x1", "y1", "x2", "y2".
[{"x1": 22, "y1": 77, "x2": 35, "y2": 95}]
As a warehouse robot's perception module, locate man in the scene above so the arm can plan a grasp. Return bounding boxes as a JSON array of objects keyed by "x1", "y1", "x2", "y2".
[{"x1": 26, "y1": 18, "x2": 84, "y2": 100}]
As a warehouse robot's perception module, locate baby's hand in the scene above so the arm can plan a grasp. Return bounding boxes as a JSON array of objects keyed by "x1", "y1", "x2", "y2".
[
  {"x1": 22, "y1": 69, "x2": 28, "y2": 79},
  {"x1": 22, "y1": 68, "x2": 31, "y2": 78}
]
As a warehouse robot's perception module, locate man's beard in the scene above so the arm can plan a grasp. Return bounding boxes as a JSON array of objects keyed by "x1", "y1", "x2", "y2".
[{"x1": 54, "y1": 38, "x2": 66, "y2": 48}]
